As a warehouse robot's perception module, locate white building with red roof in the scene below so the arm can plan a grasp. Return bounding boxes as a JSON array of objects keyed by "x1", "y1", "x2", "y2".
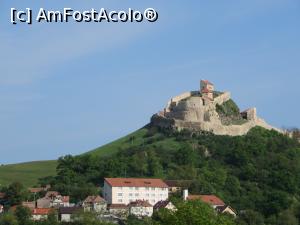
[
  {"x1": 103, "y1": 178, "x2": 169, "y2": 205},
  {"x1": 32, "y1": 208, "x2": 54, "y2": 221}
]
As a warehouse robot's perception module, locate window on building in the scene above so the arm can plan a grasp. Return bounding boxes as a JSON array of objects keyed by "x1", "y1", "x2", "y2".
[
  {"x1": 135, "y1": 187, "x2": 139, "y2": 190},
  {"x1": 151, "y1": 187, "x2": 155, "y2": 191},
  {"x1": 118, "y1": 193, "x2": 123, "y2": 197},
  {"x1": 151, "y1": 194, "x2": 155, "y2": 197},
  {"x1": 145, "y1": 187, "x2": 149, "y2": 191},
  {"x1": 129, "y1": 193, "x2": 133, "y2": 197},
  {"x1": 135, "y1": 193, "x2": 139, "y2": 197},
  {"x1": 146, "y1": 194, "x2": 150, "y2": 197},
  {"x1": 118, "y1": 199, "x2": 122, "y2": 203},
  {"x1": 129, "y1": 187, "x2": 133, "y2": 190}
]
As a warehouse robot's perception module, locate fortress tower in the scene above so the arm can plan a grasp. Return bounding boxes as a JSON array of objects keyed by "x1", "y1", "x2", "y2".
[{"x1": 200, "y1": 80, "x2": 214, "y2": 100}]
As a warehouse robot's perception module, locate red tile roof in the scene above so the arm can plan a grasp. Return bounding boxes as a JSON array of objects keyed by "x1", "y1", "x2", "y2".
[
  {"x1": 28, "y1": 187, "x2": 45, "y2": 193},
  {"x1": 201, "y1": 80, "x2": 213, "y2": 85},
  {"x1": 104, "y1": 178, "x2": 168, "y2": 188},
  {"x1": 32, "y1": 208, "x2": 53, "y2": 215},
  {"x1": 187, "y1": 195, "x2": 225, "y2": 206}
]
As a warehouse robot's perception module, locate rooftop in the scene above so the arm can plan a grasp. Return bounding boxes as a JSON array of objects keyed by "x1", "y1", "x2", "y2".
[
  {"x1": 164, "y1": 180, "x2": 192, "y2": 187},
  {"x1": 84, "y1": 195, "x2": 106, "y2": 204},
  {"x1": 201, "y1": 80, "x2": 213, "y2": 85},
  {"x1": 104, "y1": 178, "x2": 168, "y2": 188},
  {"x1": 32, "y1": 208, "x2": 54, "y2": 215},
  {"x1": 153, "y1": 200, "x2": 171, "y2": 210},
  {"x1": 187, "y1": 195, "x2": 225, "y2": 206}
]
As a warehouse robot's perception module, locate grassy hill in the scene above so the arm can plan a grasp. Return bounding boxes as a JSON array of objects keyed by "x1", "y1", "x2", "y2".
[
  {"x1": 86, "y1": 126, "x2": 182, "y2": 157},
  {"x1": 0, "y1": 160, "x2": 57, "y2": 187}
]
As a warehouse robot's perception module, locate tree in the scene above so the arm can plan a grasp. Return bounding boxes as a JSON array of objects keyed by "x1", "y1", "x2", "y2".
[
  {"x1": 14, "y1": 206, "x2": 31, "y2": 225},
  {"x1": 4, "y1": 182, "x2": 28, "y2": 206},
  {"x1": 153, "y1": 200, "x2": 236, "y2": 225},
  {"x1": 0, "y1": 212, "x2": 18, "y2": 225},
  {"x1": 237, "y1": 210, "x2": 264, "y2": 225}
]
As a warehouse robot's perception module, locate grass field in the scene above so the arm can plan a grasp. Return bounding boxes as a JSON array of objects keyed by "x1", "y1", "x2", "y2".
[
  {"x1": 85, "y1": 127, "x2": 149, "y2": 157},
  {"x1": 0, "y1": 160, "x2": 57, "y2": 187}
]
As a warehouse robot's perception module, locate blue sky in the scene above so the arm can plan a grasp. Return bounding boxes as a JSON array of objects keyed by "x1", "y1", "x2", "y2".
[{"x1": 1, "y1": 0, "x2": 300, "y2": 164}]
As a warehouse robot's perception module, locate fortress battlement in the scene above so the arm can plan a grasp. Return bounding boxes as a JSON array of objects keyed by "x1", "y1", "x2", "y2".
[{"x1": 151, "y1": 80, "x2": 282, "y2": 136}]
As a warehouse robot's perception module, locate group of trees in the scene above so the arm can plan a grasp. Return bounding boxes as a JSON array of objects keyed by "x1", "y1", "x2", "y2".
[
  {"x1": 43, "y1": 126, "x2": 300, "y2": 224},
  {"x1": 2, "y1": 126, "x2": 300, "y2": 225}
]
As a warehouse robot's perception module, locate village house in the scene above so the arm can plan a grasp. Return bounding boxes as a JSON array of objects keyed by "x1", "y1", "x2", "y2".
[
  {"x1": 103, "y1": 178, "x2": 169, "y2": 206},
  {"x1": 28, "y1": 185, "x2": 50, "y2": 194},
  {"x1": 51, "y1": 195, "x2": 70, "y2": 208},
  {"x1": 82, "y1": 195, "x2": 107, "y2": 213},
  {"x1": 37, "y1": 191, "x2": 70, "y2": 208},
  {"x1": 128, "y1": 200, "x2": 153, "y2": 218},
  {"x1": 186, "y1": 194, "x2": 225, "y2": 208},
  {"x1": 216, "y1": 205, "x2": 237, "y2": 218},
  {"x1": 59, "y1": 206, "x2": 81, "y2": 222},
  {"x1": 31, "y1": 208, "x2": 54, "y2": 221},
  {"x1": 183, "y1": 190, "x2": 236, "y2": 217},
  {"x1": 153, "y1": 200, "x2": 177, "y2": 212}
]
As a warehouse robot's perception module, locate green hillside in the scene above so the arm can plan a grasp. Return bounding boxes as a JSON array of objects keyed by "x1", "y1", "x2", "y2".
[
  {"x1": 1, "y1": 125, "x2": 300, "y2": 224},
  {"x1": 86, "y1": 126, "x2": 182, "y2": 157},
  {"x1": 50, "y1": 126, "x2": 300, "y2": 224},
  {"x1": 0, "y1": 160, "x2": 57, "y2": 187}
]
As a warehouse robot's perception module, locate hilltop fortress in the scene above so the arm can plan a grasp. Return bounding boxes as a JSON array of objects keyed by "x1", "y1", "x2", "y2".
[{"x1": 151, "y1": 80, "x2": 282, "y2": 136}]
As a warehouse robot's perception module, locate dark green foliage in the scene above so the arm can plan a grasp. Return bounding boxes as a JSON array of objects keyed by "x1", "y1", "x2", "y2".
[
  {"x1": 216, "y1": 100, "x2": 247, "y2": 125},
  {"x1": 15, "y1": 206, "x2": 32, "y2": 225},
  {"x1": 1, "y1": 182, "x2": 29, "y2": 207},
  {"x1": 0, "y1": 212, "x2": 18, "y2": 225},
  {"x1": 37, "y1": 126, "x2": 300, "y2": 224},
  {"x1": 152, "y1": 200, "x2": 235, "y2": 225}
]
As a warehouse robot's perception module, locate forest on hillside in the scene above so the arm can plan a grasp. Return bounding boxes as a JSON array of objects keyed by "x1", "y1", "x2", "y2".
[{"x1": 1, "y1": 126, "x2": 300, "y2": 225}]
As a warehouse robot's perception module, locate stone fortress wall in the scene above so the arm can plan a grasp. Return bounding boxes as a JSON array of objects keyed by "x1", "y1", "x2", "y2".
[{"x1": 151, "y1": 80, "x2": 282, "y2": 136}]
